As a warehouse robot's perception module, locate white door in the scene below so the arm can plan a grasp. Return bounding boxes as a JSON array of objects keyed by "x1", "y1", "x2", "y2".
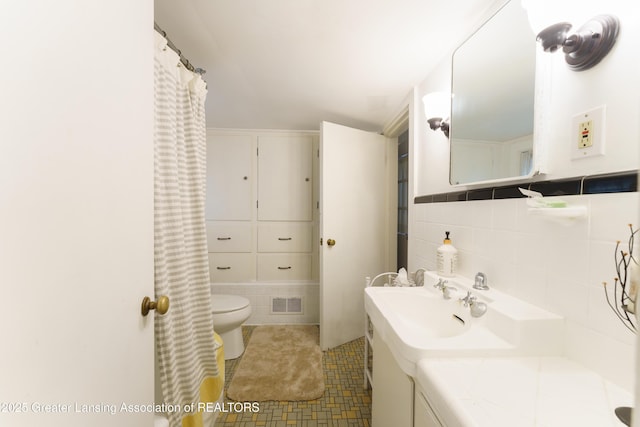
[
  {"x1": 319, "y1": 121, "x2": 389, "y2": 350},
  {"x1": 0, "y1": 2, "x2": 154, "y2": 425}
]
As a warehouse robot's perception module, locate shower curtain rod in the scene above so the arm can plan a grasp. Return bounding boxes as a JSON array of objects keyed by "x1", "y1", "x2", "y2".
[{"x1": 154, "y1": 22, "x2": 206, "y2": 76}]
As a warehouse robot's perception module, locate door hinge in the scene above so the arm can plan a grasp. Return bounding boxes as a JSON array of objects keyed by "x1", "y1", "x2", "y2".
[{"x1": 256, "y1": 200, "x2": 259, "y2": 208}]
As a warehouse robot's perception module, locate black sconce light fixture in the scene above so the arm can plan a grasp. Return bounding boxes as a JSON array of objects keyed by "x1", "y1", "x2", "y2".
[{"x1": 522, "y1": 0, "x2": 620, "y2": 71}]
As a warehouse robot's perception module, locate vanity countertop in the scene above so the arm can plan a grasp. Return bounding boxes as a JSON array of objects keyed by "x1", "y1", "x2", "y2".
[{"x1": 416, "y1": 356, "x2": 632, "y2": 427}]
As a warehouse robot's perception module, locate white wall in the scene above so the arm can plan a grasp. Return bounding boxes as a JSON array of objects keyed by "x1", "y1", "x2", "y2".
[{"x1": 409, "y1": 0, "x2": 639, "y2": 391}]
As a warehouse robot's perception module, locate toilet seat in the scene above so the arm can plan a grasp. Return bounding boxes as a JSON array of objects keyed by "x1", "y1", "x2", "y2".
[{"x1": 212, "y1": 294, "x2": 250, "y2": 314}]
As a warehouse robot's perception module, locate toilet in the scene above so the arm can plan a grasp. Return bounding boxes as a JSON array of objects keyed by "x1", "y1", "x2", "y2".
[
  {"x1": 154, "y1": 415, "x2": 169, "y2": 427},
  {"x1": 211, "y1": 294, "x2": 252, "y2": 359}
]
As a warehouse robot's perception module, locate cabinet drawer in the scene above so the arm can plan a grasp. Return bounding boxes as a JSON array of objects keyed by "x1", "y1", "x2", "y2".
[
  {"x1": 257, "y1": 222, "x2": 312, "y2": 253},
  {"x1": 207, "y1": 222, "x2": 253, "y2": 253},
  {"x1": 257, "y1": 254, "x2": 311, "y2": 281},
  {"x1": 209, "y1": 253, "x2": 255, "y2": 282}
]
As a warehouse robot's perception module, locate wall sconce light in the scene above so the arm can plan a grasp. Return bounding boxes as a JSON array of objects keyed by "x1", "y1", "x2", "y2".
[
  {"x1": 522, "y1": 0, "x2": 620, "y2": 71},
  {"x1": 422, "y1": 92, "x2": 451, "y2": 138}
]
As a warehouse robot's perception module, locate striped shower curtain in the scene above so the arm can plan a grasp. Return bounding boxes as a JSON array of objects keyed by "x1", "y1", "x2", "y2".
[{"x1": 154, "y1": 31, "x2": 222, "y2": 427}]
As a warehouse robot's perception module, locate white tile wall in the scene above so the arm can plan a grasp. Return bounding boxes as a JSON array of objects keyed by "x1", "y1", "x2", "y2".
[
  {"x1": 410, "y1": 192, "x2": 638, "y2": 390},
  {"x1": 210, "y1": 282, "x2": 319, "y2": 325}
]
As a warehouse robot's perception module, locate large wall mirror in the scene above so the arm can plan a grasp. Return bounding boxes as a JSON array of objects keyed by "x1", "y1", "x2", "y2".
[{"x1": 450, "y1": 0, "x2": 537, "y2": 185}]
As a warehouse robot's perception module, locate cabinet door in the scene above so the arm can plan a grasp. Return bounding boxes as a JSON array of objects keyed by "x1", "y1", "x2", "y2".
[
  {"x1": 206, "y1": 133, "x2": 253, "y2": 220},
  {"x1": 372, "y1": 329, "x2": 414, "y2": 427},
  {"x1": 257, "y1": 135, "x2": 312, "y2": 221},
  {"x1": 414, "y1": 389, "x2": 443, "y2": 427}
]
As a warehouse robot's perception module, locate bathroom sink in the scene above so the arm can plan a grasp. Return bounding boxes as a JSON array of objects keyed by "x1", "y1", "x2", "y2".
[
  {"x1": 364, "y1": 271, "x2": 565, "y2": 376},
  {"x1": 375, "y1": 289, "x2": 470, "y2": 338}
]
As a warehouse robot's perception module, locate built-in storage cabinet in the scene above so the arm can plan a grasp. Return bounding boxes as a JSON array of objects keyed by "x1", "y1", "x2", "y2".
[{"x1": 205, "y1": 130, "x2": 317, "y2": 283}]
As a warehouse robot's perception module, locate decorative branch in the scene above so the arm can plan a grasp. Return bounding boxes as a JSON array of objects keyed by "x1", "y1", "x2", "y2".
[{"x1": 603, "y1": 224, "x2": 637, "y2": 333}]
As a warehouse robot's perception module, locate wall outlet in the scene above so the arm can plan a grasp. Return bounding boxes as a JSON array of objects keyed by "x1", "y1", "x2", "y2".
[
  {"x1": 571, "y1": 105, "x2": 606, "y2": 160},
  {"x1": 578, "y1": 119, "x2": 593, "y2": 148}
]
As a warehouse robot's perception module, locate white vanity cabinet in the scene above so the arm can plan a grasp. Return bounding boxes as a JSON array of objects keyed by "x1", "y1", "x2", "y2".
[
  {"x1": 414, "y1": 385, "x2": 444, "y2": 427},
  {"x1": 372, "y1": 328, "x2": 414, "y2": 427},
  {"x1": 371, "y1": 325, "x2": 442, "y2": 427}
]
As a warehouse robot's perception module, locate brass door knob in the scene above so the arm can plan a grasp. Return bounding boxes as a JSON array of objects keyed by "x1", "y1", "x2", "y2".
[
  {"x1": 327, "y1": 239, "x2": 336, "y2": 247},
  {"x1": 141, "y1": 295, "x2": 170, "y2": 317}
]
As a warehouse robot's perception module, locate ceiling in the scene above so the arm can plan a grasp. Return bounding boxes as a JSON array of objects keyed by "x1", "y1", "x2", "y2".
[{"x1": 154, "y1": 0, "x2": 500, "y2": 133}]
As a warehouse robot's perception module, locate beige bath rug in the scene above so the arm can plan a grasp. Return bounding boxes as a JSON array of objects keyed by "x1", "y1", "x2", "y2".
[{"x1": 226, "y1": 325, "x2": 325, "y2": 401}]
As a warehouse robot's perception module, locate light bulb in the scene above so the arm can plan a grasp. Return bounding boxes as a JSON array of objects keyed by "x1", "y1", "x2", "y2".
[
  {"x1": 521, "y1": 0, "x2": 574, "y2": 36},
  {"x1": 422, "y1": 92, "x2": 451, "y2": 120}
]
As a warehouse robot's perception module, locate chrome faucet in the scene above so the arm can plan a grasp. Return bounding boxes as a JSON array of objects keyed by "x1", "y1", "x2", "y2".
[
  {"x1": 434, "y1": 278, "x2": 448, "y2": 290},
  {"x1": 459, "y1": 291, "x2": 487, "y2": 318},
  {"x1": 442, "y1": 284, "x2": 458, "y2": 300},
  {"x1": 459, "y1": 291, "x2": 476, "y2": 307},
  {"x1": 473, "y1": 272, "x2": 489, "y2": 290},
  {"x1": 434, "y1": 278, "x2": 457, "y2": 299}
]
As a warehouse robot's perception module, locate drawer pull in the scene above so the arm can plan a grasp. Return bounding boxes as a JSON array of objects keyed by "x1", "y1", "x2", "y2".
[
  {"x1": 278, "y1": 266, "x2": 292, "y2": 270},
  {"x1": 216, "y1": 266, "x2": 231, "y2": 270},
  {"x1": 217, "y1": 237, "x2": 231, "y2": 241},
  {"x1": 278, "y1": 237, "x2": 292, "y2": 241}
]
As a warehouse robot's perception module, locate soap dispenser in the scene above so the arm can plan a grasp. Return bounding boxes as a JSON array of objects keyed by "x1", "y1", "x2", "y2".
[{"x1": 436, "y1": 231, "x2": 457, "y2": 277}]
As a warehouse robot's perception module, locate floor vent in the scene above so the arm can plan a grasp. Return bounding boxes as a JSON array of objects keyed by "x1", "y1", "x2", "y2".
[{"x1": 270, "y1": 297, "x2": 303, "y2": 314}]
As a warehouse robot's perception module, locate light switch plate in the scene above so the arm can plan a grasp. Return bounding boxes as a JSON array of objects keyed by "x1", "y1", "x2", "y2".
[{"x1": 571, "y1": 105, "x2": 606, "y2": 160}]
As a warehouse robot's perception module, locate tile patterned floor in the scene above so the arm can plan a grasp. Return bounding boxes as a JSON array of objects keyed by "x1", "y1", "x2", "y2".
[{"x1": 216, "y1": 326, "x2": 372, "y2": 427}]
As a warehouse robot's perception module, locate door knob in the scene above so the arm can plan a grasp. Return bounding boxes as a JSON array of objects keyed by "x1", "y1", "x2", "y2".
[
  {"x1": 327, "y1": 239, "x2": 336, "y2": 247},
  {"x1": 141, "y1": 295, "x2": 170, "y2": 316}
]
